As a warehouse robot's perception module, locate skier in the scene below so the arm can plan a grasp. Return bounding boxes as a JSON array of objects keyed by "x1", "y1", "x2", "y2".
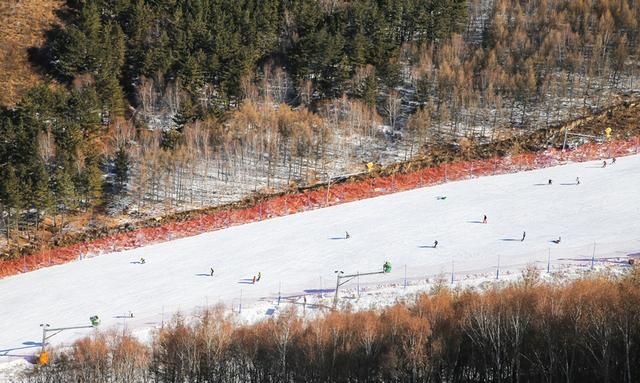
[
  {"x1": 482, "y1": 215, "x2": 487, "y2": 224},
  {"x1": 612, "y1": 157, "x2": 616, "y2": 164},
  {"x1": 576, "y1": 177, "x2": 580, "y2": 185},
  {"x1": 140, "y1": 257, "x2": 146, "y2": 264},
  {"x1": 548, "y1": 179, "x2": 552, "y2": 185},
  {"x1": 521, "y1": 231, "x2": 526, "y2": 242},
  {"x1": 252, "y1": 275, "x2": 256, "y2": 284},
  {"x1": 257, "y1": 272, "x2": 261, "y2": 282},
  {"x1": 210, "y1": 267, "x2": 214, "y2": 276},
  {"x1": 434, "y1": 240, "x2": 438, "y2": 248},
  {"x1": 345, "y1": 231, "x2": 350, "y2": 239},
  {"x1": 602, "y1": 160, "x2": 607, "y2": 168},
  {"x1": 557, "y1": 236, "x2": 561, "y2": 244},
  {"x1": 129, "y1": 311, "x2": 134, "y2": 318}
]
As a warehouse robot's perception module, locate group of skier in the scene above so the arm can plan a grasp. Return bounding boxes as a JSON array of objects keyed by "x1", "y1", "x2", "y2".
[
  {"x1": 209, "y1": 267, "x2": 261, "y2": 283},
  {"x1": 210, "y1": 267, "x2": 261, "y2": 284},
  {"x1": 137, "y1": 258, "x2": 261, "y2": 284},
  {"x1": 428, "y1": 157, "x2": 614, "y2": 248},
  {"x1": 131, "y1": 157, "x2": 617, "y2": 299},
  {"x1": 425, "y1": 156, "x2": 619, "y2": 247}
]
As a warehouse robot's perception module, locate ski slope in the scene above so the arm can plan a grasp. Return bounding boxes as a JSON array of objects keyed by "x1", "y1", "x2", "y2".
[{"x1": 1, "y1": 155, "x2": 640, "y2": 367}]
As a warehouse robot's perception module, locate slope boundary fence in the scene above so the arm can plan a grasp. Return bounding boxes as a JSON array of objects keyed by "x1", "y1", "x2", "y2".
[{"x1": 1, "y1": 137, "x2": 638, "y2": 278}]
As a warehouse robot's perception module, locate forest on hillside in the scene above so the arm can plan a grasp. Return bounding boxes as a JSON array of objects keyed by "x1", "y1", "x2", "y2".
[
  {"x1": 24, "y1": 270, "x2": 640, "y2": 383},
  {"x1": 1, "y1": 0, "x2": 639, "y2": 256}
]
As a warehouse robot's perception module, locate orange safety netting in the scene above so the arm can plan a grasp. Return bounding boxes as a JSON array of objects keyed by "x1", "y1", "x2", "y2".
[{"x1": 1, "y1": 137, "x2": 638, "y2": 278}]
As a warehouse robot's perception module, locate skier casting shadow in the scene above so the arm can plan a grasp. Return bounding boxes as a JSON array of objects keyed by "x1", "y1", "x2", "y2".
[
  {"x1": 500, "y1": 232, "x2": 525, "y2": 242},
  {"x1": 418, "y1": 241, "x2": 439, "y2": 249}
]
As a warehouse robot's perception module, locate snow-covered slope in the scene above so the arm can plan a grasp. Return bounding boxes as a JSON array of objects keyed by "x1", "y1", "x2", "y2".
[{"x1": 1, "y1": 155, "x2": 639, "y2": 369}]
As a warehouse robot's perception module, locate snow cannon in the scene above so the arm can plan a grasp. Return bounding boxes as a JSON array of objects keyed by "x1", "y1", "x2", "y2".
[
  {"x1": 383, "y1": 261, "x2": 392, "y2": 273},
  {"x1": 90, "y1": 315, "x2": 100, "y2": 327}
]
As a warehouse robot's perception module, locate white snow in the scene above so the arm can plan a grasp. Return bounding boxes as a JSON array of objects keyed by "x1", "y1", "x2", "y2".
[{"x1": 1, "y1": 155, "x2": 639, "y2": 375}]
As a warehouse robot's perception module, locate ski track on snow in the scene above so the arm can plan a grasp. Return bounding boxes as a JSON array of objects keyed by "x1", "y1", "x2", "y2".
[{"x1": 1, "y1": 155, "x2": 639, "y2": 374}]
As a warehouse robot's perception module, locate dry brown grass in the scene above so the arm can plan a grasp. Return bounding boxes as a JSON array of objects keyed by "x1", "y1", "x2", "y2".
[{"x1": 0, "y1": 0, "x2": 64, "y2": 106}]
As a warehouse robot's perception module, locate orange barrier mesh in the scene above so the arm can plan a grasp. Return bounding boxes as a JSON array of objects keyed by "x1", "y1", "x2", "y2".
[{"x1": 1, "y1": 137, "x2": 638, "y2": 277}]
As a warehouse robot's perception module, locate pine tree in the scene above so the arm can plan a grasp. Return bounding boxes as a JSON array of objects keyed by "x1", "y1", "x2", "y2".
[
  {"x1": 30, "y1": 162, "x2": 53, "y2": 237},
  {"x1": 348, "y1": 32, "x2": 368, "y2": 67},
  {"x1": 1, "y1": 166, "x2": 24, "y2": 241},
  {"x1": 114, "y1": 146, "x2": 130, "y2": 191},
  {"x1": 84, "y1": 160, "x2": 104, "y2": 208},
  {"x1": 53, "y1": 1, "x2": 103, "y2": 75},
  {"x1": 160, "y1": 129, "x2": 182, "y2": 151},
  {"x1": 51, "y1": 165, "x2": 77, "y2": 230},
  {"x1": 361, "y1": 71, "x2": 378, "y2": 108},
  {"x1": 173, "y1": 98, "x2": 198, "y2": 129},
  {"x1": 97, "y1": 22, "x2": 126, "y2": 116}
]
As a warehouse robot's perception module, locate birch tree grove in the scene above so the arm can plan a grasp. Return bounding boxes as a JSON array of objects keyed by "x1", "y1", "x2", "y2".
[{"x1": 26, "y1": 270, "x2": 640, "y2": 383}]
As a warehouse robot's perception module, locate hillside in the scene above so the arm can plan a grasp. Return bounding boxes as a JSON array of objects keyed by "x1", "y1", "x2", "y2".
[
  {"x1": 1, "y1": 153, "x2": 638, "y2": 377},
  {"x1": 0, "y1": 0, "x2": 64, "y2": 106},
  {"x1": 1, "y1": 0, "x2": 639, "y2": 265}
]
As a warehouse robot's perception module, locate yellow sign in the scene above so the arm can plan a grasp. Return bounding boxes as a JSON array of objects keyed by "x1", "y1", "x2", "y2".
[
  {"x1": 605, "y1": 127, "x2": 612, "y2": 138},
  {"x1": 366, "y1": 162, "x2": 374, "y2": 172}
]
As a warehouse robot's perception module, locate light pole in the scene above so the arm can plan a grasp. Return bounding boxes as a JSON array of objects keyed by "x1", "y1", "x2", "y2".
[
  {"x1": 333, "y1": 270, "x2": 344, "y2": 309},
  {"x1": 39, "y1": 323, "x2": 50, "y2": 352},
  {"x1": 333, "y1": 267, "x2": 390, "y2": 310},
  {"x1": 38, "y1": 319, "x2": 98, "y2": 364}
]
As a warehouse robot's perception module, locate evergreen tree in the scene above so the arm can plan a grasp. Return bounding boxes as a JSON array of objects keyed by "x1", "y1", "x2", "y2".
[
  {"x1": 114, "y1": 146, "x2": 130, "y2": 191},
  {"x1": 40, "y1": 0, "x2": 472, "y2": 113},
  {"x1": 348, "y1": 33, "x2": 369, "y2": 67},
  {"x1": 51, "y1": 165, "x2": 77, "y2": 229},
  {"x1": 97, "y1": 21, "x2": 126, "y2": 115},
  {"x1": 173, "y1": 98, "x2": 198, "y2": 129},
  {"x1": 161, "y1": 129, "x2": 182, "y2": 151},
  {"x1": 361, "y1": 71, "x2": 378, "y2": 108},
  {"x1": 86, "y1": 160, "x2": 104, "y2": 208},
  {"x1": 53, "y1": 1, "x2": 102, "y2": 76},
  {"x1": 1, "y1": 166, "x2": 24, "y2": 241},
  {"x1": 30, "y1": 162, "x2": 53, "y2": 236}
]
